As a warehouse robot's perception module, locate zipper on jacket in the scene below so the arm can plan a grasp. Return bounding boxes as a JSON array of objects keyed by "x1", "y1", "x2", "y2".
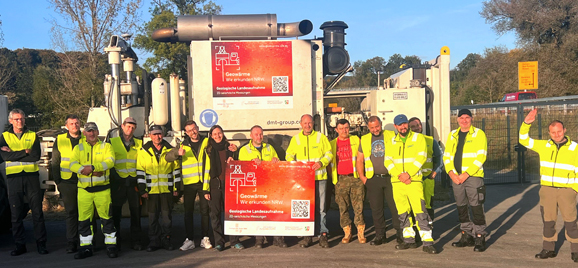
[
  {"x1": 306, "y1": 135, "x2": 310, "y2": 161},
  {"x1": 551, "y1": 146, "x2": 559, "y2": 187},
  {"x1": 90, "y1": 144, "x2": 94, "y2": 187}
]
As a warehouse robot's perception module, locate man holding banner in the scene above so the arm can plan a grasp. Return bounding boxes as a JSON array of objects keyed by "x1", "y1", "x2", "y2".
[
  {"x1": 286, "y1": 114, "x2": 333, "y2": 248},
  {"x1": 238, "y1": 125, "x2": 286, "y2": 248}
]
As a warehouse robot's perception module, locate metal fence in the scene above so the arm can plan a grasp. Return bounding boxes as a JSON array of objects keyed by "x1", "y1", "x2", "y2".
[{"x1": 451, "y1": 96, "x2": 578, "y2": 184}]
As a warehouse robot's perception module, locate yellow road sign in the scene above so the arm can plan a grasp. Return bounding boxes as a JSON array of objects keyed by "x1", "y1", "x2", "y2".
[{"x1": 518, "y1": 61, "x2": 538, "y2": 90}]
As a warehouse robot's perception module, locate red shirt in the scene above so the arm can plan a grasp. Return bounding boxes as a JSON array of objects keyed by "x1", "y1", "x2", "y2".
[{"x1": 337, "y1": 138, "x2": 354, "y2": 175}]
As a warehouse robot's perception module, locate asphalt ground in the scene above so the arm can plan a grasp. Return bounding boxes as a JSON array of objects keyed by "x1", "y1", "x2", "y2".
[{"x1": 0, "y1": 183, "x2": 576, "y2": 267}]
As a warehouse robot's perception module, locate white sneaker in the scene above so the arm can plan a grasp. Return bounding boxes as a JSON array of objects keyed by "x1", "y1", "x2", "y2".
[
  {"x1": 200, "y1": 237, "x2": 212, "y2": 249},
  {"x1": 179, "y1": 238, "x2": 195, "y2": 251}
]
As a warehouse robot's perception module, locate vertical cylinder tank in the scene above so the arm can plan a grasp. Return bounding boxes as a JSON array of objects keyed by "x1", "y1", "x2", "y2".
[
  {"x1": 151, "y1": 75, "x2": 169, "y2": 125},
  {"x1": 169, "y1": 74, "x2": 182, "y2": 132}
]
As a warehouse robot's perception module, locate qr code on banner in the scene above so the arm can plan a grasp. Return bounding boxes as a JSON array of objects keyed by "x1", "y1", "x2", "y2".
[
  {"x1": 272, "y1": 76, "x2": 289, "y2": 93},
  {"x1": 291, "y1": 200, "x2": 310, "y2": 219}
]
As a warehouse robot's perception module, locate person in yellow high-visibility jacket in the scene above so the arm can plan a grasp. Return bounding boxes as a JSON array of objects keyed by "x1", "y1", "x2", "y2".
[
  {"x1": 238, "y1": 125, "x2": 286, "y2": 248},
  {"x1": 384, "y1": 114, "x2": 436, "y2": 254},
  {"x1": 520, "y1": 109, "x2": 578, "y2": 262},
  {"x1": 444, "y1": 109, "x2": 488, "y2": 252},
  {"x1": 109, "y1": 117, "x2": 143, "y2": 251},
  {"x1": 286, "y1": 114, "x2": 333, "y2": 248},
  {"x1": 165, "y1": 120, "x2": 212, "y2": 251},
  {"x1": 0, "y1": 109, "x2": 47, "y2": 256},
  {"x1": 69, "y1": 122, "x2": 117, "y2": 259},
  {"x1": 51, "y1": 114, "x2": 85, "y2": 254},
  {"x1": 329, "y1": 119, "x2": 366, "y2": 244},
  {"x1": 137, "y1": 125, "x2": 180, "y2": 252}
]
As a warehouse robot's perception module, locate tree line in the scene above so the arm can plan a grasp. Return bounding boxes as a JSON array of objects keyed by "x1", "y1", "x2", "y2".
[{"x1": 1, "y1": 0, "x2": 578, "y2": 128}]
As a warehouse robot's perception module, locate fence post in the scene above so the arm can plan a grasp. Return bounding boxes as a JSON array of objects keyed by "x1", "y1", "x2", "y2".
[
  {"x1": 507, "y1": 115, "x2": 511, "y2": 164},
  {"x1": 481, "y1": 118, "x2": 485, "y2": 132},
  {"x1": 537, "y1": 114, "x2": 542, "y2": 140}
]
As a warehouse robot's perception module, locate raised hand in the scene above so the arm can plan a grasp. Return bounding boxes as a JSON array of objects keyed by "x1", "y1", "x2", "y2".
[{"x1": 524, "y1": 108, "x2": 538, "y2": 124}]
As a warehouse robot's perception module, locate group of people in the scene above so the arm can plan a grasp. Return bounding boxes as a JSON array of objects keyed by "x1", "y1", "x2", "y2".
[{"x1": 3, "y1": 106, "x2": 578, "y2": 263}]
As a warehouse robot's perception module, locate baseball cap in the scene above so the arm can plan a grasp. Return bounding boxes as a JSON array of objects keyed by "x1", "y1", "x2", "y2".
[
  {"x1": 123, "y1": 117, "x2": 137, "y2": 125},
  {"x1": 149, "y1": 125, "x2": 163, "y2": 135},
  {"x1": 84, "y1": 122, "x2": 99, "y2": 132},
  {"x1": 394, "y1": 114, "x2": 408, "y2": 125},
  {"x1": 458, "y1": 109, "x2": 472, "y2": 118}
]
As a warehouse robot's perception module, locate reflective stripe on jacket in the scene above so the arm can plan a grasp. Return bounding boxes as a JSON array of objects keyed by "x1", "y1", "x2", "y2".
[
  {"x1": 330, "y1": 135, "x2": 360, "y2": 184},
  {"x1": 519, "y1": 122, "x2": 578, "y2": 189},
  {"x1": 110, "y1": 136, "x2": 142, "y2": 178},
  {"x1": 137, "y1": 141, "x2": 180, "y2": 194},
  {"x1": 384, "y1": 130, "x2": 427, "y2": 182},
  {"x1": 285, "y1": 130, "x2": 333, "y2": 180},
  {"x1": 443, "y1": 126, "x2": 487, "y2": 178},
  {"x1": 70, "y1": 140, "x2": 115, "y2": 188},
  {"x1": 238, "y1": 141, "x2": 278, "y2": 161},
  {"x1": 3, "y1": 131, "x2": 39, "y2": 175},
  {"x1": 58, "y1": 133, "x2": 86, "y2": 180},
  {"x1": 181, "y1": 138, "x2": 210, "y2": 185}
]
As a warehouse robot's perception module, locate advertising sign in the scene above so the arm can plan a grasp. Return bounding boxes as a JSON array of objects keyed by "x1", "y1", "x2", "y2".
[
  {"x1": 211, "y1": 41, "x2": 293, "y2": 110},
  {"x1": 518, "y1": 61, "x2": 538, "y2": 90},
  {"x1": 224, "y1": 161, "x2": 315, "y2": 236}
]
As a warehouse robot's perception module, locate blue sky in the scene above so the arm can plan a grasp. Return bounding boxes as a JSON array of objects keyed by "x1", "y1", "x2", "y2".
[{"x1": 0, "y1": 0, "x2": 517, "y2": 69}]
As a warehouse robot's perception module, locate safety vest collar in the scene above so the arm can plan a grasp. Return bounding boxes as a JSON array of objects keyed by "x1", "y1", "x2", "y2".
[
  {"x1": 393, "y1": 130, "x2": 415, "y2": 142},
  {"x1": 546, "y1": 136, "x2": 573, "y2": 148},
  {"x1": 6, "y1": 125, "x2": 31, "y2": 135}
]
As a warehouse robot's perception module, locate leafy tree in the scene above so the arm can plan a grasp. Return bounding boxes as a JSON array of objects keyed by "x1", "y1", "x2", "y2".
[{"x1": 134, "y1": 0, "x2": 221, "y2": 80}]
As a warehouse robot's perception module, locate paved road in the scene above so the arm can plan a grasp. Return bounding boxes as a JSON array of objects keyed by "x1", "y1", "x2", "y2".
[{"x1": 0, "y1": 183, "x2": 575, "y2": 267}]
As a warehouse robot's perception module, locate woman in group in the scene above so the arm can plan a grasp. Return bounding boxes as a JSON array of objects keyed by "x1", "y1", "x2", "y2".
[{"x1": 203, "y1": 125, "x2": 244, "y2": 251}]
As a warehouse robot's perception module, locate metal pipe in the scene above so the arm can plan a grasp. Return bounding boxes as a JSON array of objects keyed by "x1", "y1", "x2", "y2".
[
  {"x1": 143, "y1": 69, "x2": 150, "y2": 133},
  {"x1": 170, "y1": 74, "x2": 181, "y2": 132},
  {"x1": 152, "y1": 14, "x2": 312, "y2": 42}
]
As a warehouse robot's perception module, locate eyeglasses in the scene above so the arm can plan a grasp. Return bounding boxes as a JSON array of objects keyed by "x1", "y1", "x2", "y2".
[{"x1": 11, "y1": 118, "x2": 24, "y2": 121}]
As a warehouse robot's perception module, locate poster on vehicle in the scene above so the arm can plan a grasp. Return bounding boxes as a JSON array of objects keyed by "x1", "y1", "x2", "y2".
[
  {"x1": 224, "y1": 160, "x2": 315, "y2": 236},
  {"x1": 211, "y1": 41, "x2": 293, "y2": 110}
]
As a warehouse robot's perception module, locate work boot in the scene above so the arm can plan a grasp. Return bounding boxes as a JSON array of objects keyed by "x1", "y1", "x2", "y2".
[
  {"x1": 369, "y1": 235, "x2": 386, "y2": 246},
  {"x1": 423, "y1": 245, "x2": 438, "y2": 254},
  {"x1": 572, "y1": 252, "x2": 578, "y2": 262},
  {"x1": 273, "y1": 237, "x2": 287, "y2": 248},
  {"x1": 342, "y1": 225, "x2": 352, "y2": 243},
  {"x1": 106, "y1": 246, "x2": 118, "y2": 258},
  {"x1": 452, "y1": 231, "x2": 475, "y2": 247},
  {"x1": 37, "y1": 241, "x2": 49, "y2": 255},
  {"x1": 535, "y1": 249, "x2": 557, "y2": 259},
  {"x1": 357, "y1": 225, "x2": 367, "y2": 244},
  {"x1": 396, "y1": 229, "x2": 404, "y2": 245},
  {"x1": 299, "y1": 237, "x2": 312, "y2": 248},
  {"x1": 255, "y1": 237, "x2": 264, "y2": 249},
  {"x1": 162, "y1": 236, "x2": 174, "y2": 251},
  {"x1": 66, "y1": 241, "x2": 78, "y2": 254},
  {"x1": 74, "y1": 248, "x2": 93, "y2": 259},
  {"x1": 10, "y1": 243, "x2": 27, "y2": 256},
  {"x1": 395, "y1": 242, "x2": 418, "y2": 250},
  {"x1": 319, "y1": 233, "x2": 329, "y2": 248},
  {"x1": 473, "y1": 235, "x2": 486, "y2": 252}
]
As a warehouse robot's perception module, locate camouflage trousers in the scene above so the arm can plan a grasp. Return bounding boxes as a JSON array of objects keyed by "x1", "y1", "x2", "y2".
[{"x1": 335, "y1": 174, "x2": 365, "y2": 228}]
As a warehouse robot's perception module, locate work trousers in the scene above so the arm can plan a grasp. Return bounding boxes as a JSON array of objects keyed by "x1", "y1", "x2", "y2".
[
  {"x1": 366, "y1": 175, "x2": 400, "y2": 237},
  {"x1": 209, "y1": 177, "x2": 240, "y2": 247},
  {"x1": 314, "y1": 180, "x2": 329, "y2": 236},
  {"x1": 452, "y1": 176, "x2": 487, "y2": 236},
  {"x1": 335, "y1": 174, "x2": 365, "y2": 228},
  {"x1": 58, "y1": 181, "x2": 79, "y2": 243},
  {"x1": 7, "y1": 174, "x2": 47, "y2": 245},
  {"x1": 78, "y1": 188, "x2": 116, "y2": 248},
  {"x1": 111, "y1": 176, "x2": 142, "y2": 244},
  {"x1": 183, "y1": 183, "x2": 210, "y2": 239},
  {"x1": 147, "y1": 193, "x2": 173, "y2": 247},
  {"x1": 423, "y1": 178, "x2": 435, "y2": 220},
  {"x1": 539, "y1": 186, "x2": 578, "y2": 252},
  {"x1": 393, "y1": 181, "x2": 433, "y2": 246}
]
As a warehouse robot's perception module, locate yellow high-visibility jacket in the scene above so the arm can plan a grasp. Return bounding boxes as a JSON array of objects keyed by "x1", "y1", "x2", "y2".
[
  {"x1": 443, "y1": 126, "x2": 487, "y2": 178},
  {"x1": 57, "y1": 133, "x2": 86, "y2": 180},
  {"x1": 3, "y1": 131, "x2": 39, "y2": 175},
  {"x1": 359, "y1": 130, "x2": 395, "y2": 179},
  {"x1": 238, "y1": 141, "x2": 278, "y2": 161},
  {"x1": 519, "y1": 122, "x2": 578, "y2": 189},
  {"x1": 137, "y1": 140, "x2": 180, "y2": 194},
  {"x1": 285, "y1": 130, "x2": 333, "y2": 180},
  {"x1": 384, "y1": 130, "x2": 427, "y2": 182},
  {"x1": 110, "y1": 136, "x2": 142, "y2": 178},
  {"x1": 70, "y1": 140, "x2": 115, "y2": 189},
  {"x1": 330, "y1": 135, "x2": 360, "y2": 184}
]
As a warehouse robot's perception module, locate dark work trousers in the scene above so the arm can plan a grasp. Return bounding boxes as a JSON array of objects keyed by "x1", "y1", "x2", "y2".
[
  {"x1": 183, "y1": 183, "x2": 210, "y2": 239},
  {"x1": 209, "y1": 177, "x2": 240, "y2": 247},
  {"x1": 365, "y1": 174, "x2": 400, "y2": 237},
  {"x1": 147, "y1": 193, "x2": 173, "y2": 247},
  {"x1": 111, "y1": 176, "x2": 142, "y2": 245},
  {"x1": 452, "y1": 176, "x2": 487, "y2": 237},
  {"x1": 57, "y1": 181, "x2": 79, "y2": 243},
  {"x1": 7, "y1": 174, "x2": 47, "y2": 244}
]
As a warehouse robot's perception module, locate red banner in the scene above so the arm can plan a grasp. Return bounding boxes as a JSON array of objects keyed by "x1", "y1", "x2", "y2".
[{"x1": 224, "y1": 161, "x2": 315, "y2": 236}]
